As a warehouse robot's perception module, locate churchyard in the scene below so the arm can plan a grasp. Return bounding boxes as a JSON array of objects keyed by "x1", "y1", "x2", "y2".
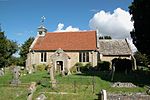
[{"x1": 0, "y1": 66, "x2": 150, "y2": 100}]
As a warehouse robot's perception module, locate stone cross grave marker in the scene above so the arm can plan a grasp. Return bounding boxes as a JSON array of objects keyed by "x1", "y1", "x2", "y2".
[
  {"x1": 48, "y1": 61, "x2": 56, "y2": 89},
  {"x1": 27, "y1": 82, "x2": 37, "y2": 100},
  {"x1": 11, "y1": 66, "x2": 21, "y2": 85}
]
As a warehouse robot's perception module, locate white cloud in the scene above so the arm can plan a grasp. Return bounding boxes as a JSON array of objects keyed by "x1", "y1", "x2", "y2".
[
  {"x1": 89, "y1": 8, "x2": 137, "y2": 52},
  {"x1": 89, "y1": 8, "x2": 133, "y2": 39},
  {"x1": 55, "y1": 23, "x2": 80, "y2": 32},
  {"x1": 56, "y1": 23, "x2": 64, "y2": 31}
]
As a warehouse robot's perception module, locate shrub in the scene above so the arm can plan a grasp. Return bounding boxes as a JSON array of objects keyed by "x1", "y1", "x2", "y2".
[
  {"x1": 36, "y1": 64, "x2": 46, "y2": 71},
  {"x1": 71, "y1": 62, "x2": 93, "y2": 73},
  {"x1": 70, "y1": 66, "x2": 77, "y2": 74},
  {"x1": 97, "y1": 61, "x2": 110, "y2": 71},
  {"x1": 75, "y1": 62, "x2": 83, "y2": 67},
  {"x1": 81, "y1": 62, "x2": 93, "y2": 71}
]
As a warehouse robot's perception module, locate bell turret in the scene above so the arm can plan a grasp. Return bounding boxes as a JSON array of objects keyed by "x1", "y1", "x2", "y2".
[
  {"x1": 38, "y1": 25, "x2": 47, "y2": 36},
  {"x1": 37, "y1": 16, "x2": 47, "y2": 36}
]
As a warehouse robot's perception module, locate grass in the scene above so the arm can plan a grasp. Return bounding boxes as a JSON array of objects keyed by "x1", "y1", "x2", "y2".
[{"x1": 0, "y1": 68, "x2": 149, "y2": 100}]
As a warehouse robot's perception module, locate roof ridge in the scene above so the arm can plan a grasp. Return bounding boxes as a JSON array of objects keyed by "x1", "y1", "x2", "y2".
[{"x1": 46, "y1": 30, "x2": 96, "y2": 34}]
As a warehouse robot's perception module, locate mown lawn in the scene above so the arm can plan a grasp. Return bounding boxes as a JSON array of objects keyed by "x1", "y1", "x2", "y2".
[{"x1": 0, "y1": 68, "x2": 149, "y2": 100}]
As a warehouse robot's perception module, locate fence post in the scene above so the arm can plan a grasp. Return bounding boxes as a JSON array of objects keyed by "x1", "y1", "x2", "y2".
[
  {"x1": 74, "y1": 81, "x2": 76, "y2": 93},
  {"x1": 92, "y1": 76, "x2": 95, "y2": 93}
]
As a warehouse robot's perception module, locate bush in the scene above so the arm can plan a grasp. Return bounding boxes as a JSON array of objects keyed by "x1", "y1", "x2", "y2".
[
  {"x1": 71, "y1": 62, "x2": 93, "y2": 73},
  {"x1": 81, "y1": 62, "x2": 92, "y2": 72},
  {"x1": 75, "y1": 62, "x2": 83, "y2": 67},
  {"x1": 70, "y1": 66, "x2": 77, "y2": 74},
  {"x1": 36, "y1": 64, "x2": 46, "y2": 71},
  {"x1": 97, "y1": 61, "x2": 110, "y2": 71}
]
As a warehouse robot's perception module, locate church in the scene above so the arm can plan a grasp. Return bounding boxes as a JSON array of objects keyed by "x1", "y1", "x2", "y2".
[
  {"x1": 26, "y1": 19, "x2": 135, "y2": 73},
  {"x1": 26, "y1": 25, "x2": 98, "y2": 73}
]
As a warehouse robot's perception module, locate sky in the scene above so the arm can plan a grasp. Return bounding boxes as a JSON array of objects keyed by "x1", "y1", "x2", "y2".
[{"x1": 0, "y1": 0, "x2": 135, "y2": 51}]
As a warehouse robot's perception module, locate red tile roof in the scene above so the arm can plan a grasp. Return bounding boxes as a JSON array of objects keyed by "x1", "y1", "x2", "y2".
[{"x1": 32, "y1": 31, "x2": 97, "y2": 51}]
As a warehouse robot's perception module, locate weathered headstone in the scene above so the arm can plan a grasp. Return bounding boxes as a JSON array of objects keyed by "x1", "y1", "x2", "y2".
[
  {"x1": 100, "y1": 89, "x2": 107, "y2": 100},
  {"x1": 36, "y1": 94, "x2": 47, "y2": 100},
  {"x1": 48, "y1": 61, "x2": 56, "y2": 89},
  {"x1": 11, "y1": 66, "x2": 21, "y2": 85},
  {"x1": 112, "y1": 82, "x2": 136, "y2": 88},
  {"x1": 27, "y1": 82, "x2": 37, "y2": 100},
  {"x1": 0, "y1": 69, "x2": 4, "y2": 76}
]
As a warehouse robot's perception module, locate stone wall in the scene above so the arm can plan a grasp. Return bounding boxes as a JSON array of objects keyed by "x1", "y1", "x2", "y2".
[
  {"x1": 100, "y1": 55, "x2": 131, "y2": 62},
  {"x1": 65, "y1": 52, "x2": 79, "y2": 68},
  {"x1": 108, "y1": 93, "x2": 150, "y2": 100},
  {"x1": 100, "y1": 55, "x2": 131, "y2": 67},
  {"x1": 26, "y1": 51, "x2": 98, "y2": 72}
]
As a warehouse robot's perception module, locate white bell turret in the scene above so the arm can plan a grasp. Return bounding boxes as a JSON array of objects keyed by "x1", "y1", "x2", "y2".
[{"x1": 37, "y1": 16, "x2": 47, "y2": 36}]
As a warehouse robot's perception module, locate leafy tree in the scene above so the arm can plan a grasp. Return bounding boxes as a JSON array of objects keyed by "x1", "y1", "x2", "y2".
[
  {"x1": 19, "y1": 37, "x2": 34, "y2": 66},
  {"x1": 134, "y1": 51, "x2": 149, "y2": 66},
  {"x1": 99, "y1": 36, "x2": 112, "y2": 39},
  {"x1": 0, "y1": 32, "x2": 18, "y2": 68},
  {"x1": 129, "y1": 0, "x2": 150, "y2": 58}
]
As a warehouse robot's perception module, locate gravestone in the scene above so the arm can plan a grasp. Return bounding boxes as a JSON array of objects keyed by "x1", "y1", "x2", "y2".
[
  {"x1": 27, "y1": 82, "x2": 37, "y2": 100},
  {"x1": 36, "y1": 94, "x2": 47, "y2": 100},
  {"x1": 11, "y1": 66, "x2": 21, "y2": 85},
  {"x1": 100, "y1": 89, "x2": 107, "y2": 100},
  {"x1": 0, "y1": 69, "x2": 4, "y2": 76},
  {"x1": 112, "y1": 82, "x2": 136, "y2": 88},
  {"x1": 48, "y1": 61, "x2": 56, "y2": 89}
]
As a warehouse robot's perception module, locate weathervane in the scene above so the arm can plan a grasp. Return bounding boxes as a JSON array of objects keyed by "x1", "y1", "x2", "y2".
[{"x1": 41, "y1": 16, "x2": 46, "y2": 26}]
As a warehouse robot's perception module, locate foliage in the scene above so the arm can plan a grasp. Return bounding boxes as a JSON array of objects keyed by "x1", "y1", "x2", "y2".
[
  {"x1": 36, "y1": 64, "x2": 47, "y2": 71},
  {"x1": 19, "y1": 37, "x2": 34, "y2": 66},
  {"x1": 99, "y1": 36, "x2": 112, "y2": 39},
  {"x1": 129, "y1": 0, "x2": 150, "y2": 58},
  {"x1": 74, "y1": 62, "x2": 83, "y2": 67},
  {"x1": 70, "y1": 65, "x2": 77, "y2": 73},
  {"x1": 134, "y1": 51, "x2": 149, "y2": 66},
  {"x1": 70, "y1": 62, "x2": 83, "y2": 73},
  {"x1": 0, "y1": 32, "x2": 18, "y2": 68},
  {"x1": 80, "y1": 62, "x2": 93, "y2": 72},
  {"x1": 112, "y1": 58, "x2": 132, "y2": 72},
  {"x1": 97, "y1": 61, "x2": 110, "y2": 71},
  {"x1": 7, "y1": 56, "x2": 20, "y2": 66},
  {"x1": 71, "y1": 62, "x2": 93, "y2": 73}
]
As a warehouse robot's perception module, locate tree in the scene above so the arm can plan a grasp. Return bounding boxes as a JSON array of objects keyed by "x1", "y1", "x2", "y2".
[
  {"x1": 19, "y1": 37, "x2": 34, "y2": 66},
  {"x1": 129, "y1": 0, "x2": 150, "y2": 58},
  {"x1": 0, "y1": 32, "x2": 18, "y2": 68},
  {"x1": 99, "y1": 36, "x2": 112, "y2": 39},
  {"x1": 134, "y1": 51, "x2": 149, "y2": 66}
]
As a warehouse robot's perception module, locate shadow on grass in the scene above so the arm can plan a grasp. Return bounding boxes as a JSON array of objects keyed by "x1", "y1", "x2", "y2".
[{"x1": 76, "y1": 69, "x2": 150, "y2": 87}]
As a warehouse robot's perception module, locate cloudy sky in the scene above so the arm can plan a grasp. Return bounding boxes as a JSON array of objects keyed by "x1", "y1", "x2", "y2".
[{"x1": 0, "y1": 0, "x2": 136, "y2": 51}]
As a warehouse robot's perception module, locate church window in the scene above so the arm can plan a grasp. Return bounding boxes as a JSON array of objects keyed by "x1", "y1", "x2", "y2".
[
  {"x1": 41, "y1": 52, "x2": 47, "y2": 62},
  {"x1": 79, "y1": 52, "x2": 89, "y2": 62}
]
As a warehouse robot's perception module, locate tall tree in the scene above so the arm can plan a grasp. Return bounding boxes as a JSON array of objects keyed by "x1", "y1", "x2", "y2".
[
  {"x1": 129, "y1": 0, "x2": 150, "y2": 58},
  {"x1": 134, "y1": 51, "x2": 149, "y2": 66},
  {"x1": 0, "y1": 32, "x2": 18, "y2": 68},
  {"x1": 19, "y1": 37, "x2": 34, "y2": 66}
]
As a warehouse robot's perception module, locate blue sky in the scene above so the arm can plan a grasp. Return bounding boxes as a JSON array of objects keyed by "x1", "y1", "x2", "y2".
[{"x1": 0, "y1": 0, "x2": 132, "y2": 45}]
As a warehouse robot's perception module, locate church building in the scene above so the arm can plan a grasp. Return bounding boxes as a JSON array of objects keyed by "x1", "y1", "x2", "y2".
[{"x1": 26, "y1": 24, "x2": 98, "y2": 73}]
